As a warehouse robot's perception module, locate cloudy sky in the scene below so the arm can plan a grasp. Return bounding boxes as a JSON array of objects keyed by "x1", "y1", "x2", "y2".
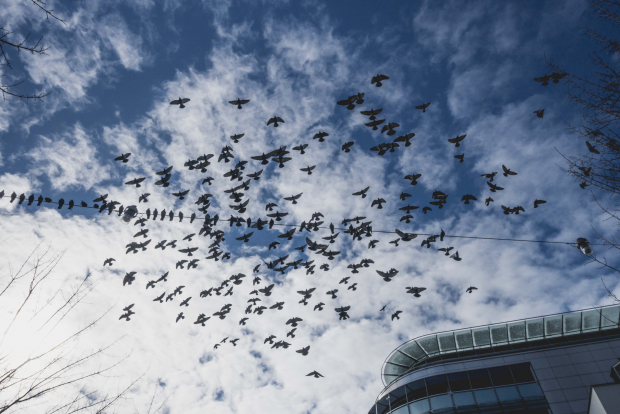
[{"x1": 1, "y1": 0, "x2": 618, "y2": 413}]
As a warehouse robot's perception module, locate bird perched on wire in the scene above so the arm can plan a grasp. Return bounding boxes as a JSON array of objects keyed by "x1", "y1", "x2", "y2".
[
  {"x1": 229, "y1": 98, "x2": 250, "y2": 109},
  {"x1": 415, "y1": 102, "x2": 431, "y2": 112},
  {"x1": 115, "y1": 153, "x2": 131, "y2": 163},
  {"x1": 267, "y1": 116, "x2": 284, "y2": 127},
  {"x1": 170, "y1": 97, "x2": 190, "y2": 108}
]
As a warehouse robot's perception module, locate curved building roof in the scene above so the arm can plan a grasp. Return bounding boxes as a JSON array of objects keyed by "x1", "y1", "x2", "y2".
[{"x1": 382, "y1": 304, "x2": 620, "y2": 386}]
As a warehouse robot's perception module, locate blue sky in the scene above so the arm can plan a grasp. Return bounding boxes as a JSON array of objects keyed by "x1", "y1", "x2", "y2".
[{"x1": 1, "y1": 0, "x2": 618, "y2": 413}]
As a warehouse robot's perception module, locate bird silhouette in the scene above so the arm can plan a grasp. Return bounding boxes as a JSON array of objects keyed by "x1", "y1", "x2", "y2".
[
  {"x1": 415, "y1": 102, "x2": 431, "y2": 112},
  {"x1": 176, "y1": 312, "x2": 185, "y2": 322},
  {"x1": 115, "y1": 153, "x2": 131, "y2": 163},
  {"x1": 534, "y1": 109, "x2": 545, "y2": 118},
  {"x1": 502, "y1": 165, "x2": 517, "y2": 177},
  {"x1": 454, "y1": 154, "x2": 464, "y2": 163},
  {"x1": 392, "y1": 310, "x2": 402, "y2": 321},
  {"x1": 170, "y1": 97, "x2": 190, "y2": 108},
  {"x1": 342, "y1": 142, "x2": 355, "y2": 152},
  {"x1": 406, "y1": 287, "x2": 426, "y2": 297},
  {"x1": 360, "y1": 108, "x2": 382, "y2": 120},
  {"x1": 306, "y1": 371, "x2": 324, "y2": 378},
  {"x1": 466, "y1": 286, "x2": 478, "y2": 293},
  {"x1": 103, "y1": 258, "x2": 115, "y2": 266},
  {"x1": 267, "y1": 116, "x2": 284, "y2": 127},
  {"x1": 534, "y1": 199, "x2": 547, "y2": 208},
  {"x1": 371, "y1": 198, "x2": 386, "y2": 209},
  {"x1": 371, "y1": 74, "x2": 389, "y2": 87},
  {"x1": 313, "y1": 131, "x2": 329, "y2": 142},
  {"x1": 229, "y1": 98, "x2": 250, "y2": 109}
]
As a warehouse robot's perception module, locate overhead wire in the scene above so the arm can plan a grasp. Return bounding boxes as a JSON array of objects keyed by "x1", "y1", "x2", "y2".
[{"x1": 0, "y1": 194, "x2": 603, "y2": 246}]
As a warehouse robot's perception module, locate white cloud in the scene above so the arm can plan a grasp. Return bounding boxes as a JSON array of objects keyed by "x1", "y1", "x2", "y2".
[{"x1": 26, "y1": 124, "x2": 112, "y2": 191}]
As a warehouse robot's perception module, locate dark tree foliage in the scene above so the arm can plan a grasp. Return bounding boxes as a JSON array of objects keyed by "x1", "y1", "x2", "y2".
[
  {"x1": 550, "y1": 0, "x2": 620, "y2": 301},
  {"x1": 0, "y1": 0, "x2": 65, "y2": 101}
]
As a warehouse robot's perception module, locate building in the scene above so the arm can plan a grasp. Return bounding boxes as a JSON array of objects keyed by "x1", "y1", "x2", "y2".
[{"x1": 368, "y1": 305, "x2": 620, "y2": 414}]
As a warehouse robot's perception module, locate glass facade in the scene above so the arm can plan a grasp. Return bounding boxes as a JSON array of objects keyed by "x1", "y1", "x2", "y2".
[
  {"x1": 383, "y1": 305, "x2": 620, "y2": 385},
  {"x1": 369, "y1": 363, "x2": 548, "y2": 414}
]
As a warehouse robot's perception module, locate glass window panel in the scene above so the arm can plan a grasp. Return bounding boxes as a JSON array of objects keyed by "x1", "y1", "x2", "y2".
[
  {"x1": 376, "y1": 396, "x2": 390, "y2": 414},
  {"x1": 544, "y1": 315, "x2": 562, "y2": 337},
  {"x1": 526, "y1": 318, "x2": 544, "y2": 339},
  {"x1": 406, "y1": 379, "x2": 428, "y2": 401},
  {"x1": 408, "y1": 398, "x2": 430, "y2": 414},
  {"x1": 453, "y1": 391, "x2": 476, "y2": 414},
  {"x1": 418, "y1": 335, "x2": 440, "y2": 356},
  {"x1": 488, "y1": 366, "x2": 514, "y2": 386},
  {"x1": 495, "y1": 385, "x2": 520, "y2": 401},
  {"x1": 509, "y1": 363, "x2": 534, "y2": 383},
  {"x1": 468, "y1": 369, "x2": 493, "y2": 389},
  {"x1": 507, "y1": 322, "x2": 525, "y2": 342},
  {"x1": 455, "y1": 330, "x2": 474, "y2": 349},
  {"x1": 438, "y1": 333, "x2": 456, "y2": 353},
  {"x1": 517, "y1": 383, "x2": 543, "y2": 398},
  {"x1": 563, "y1": 312, "x2": 581, "y2": 334},
  {"x1": 582, "y1": 309, "x2": 601, "y2": 331},
  {"x1": 448, "y1": 372, "x2": 471, "y2": 392},
  {"x1": 390, "y1": 386, "x2": 408, "y2": 411},
  {"x1": 472, "y1": 327, "x2": 491, "y2": 347},
  {"x1": 400, "y1": 341, "x2": 427, "y2": 360},
  {"x1": 383, "y1": 374, "x2": 398, "y2": 385},
  {"x1": 426, "y1": 374, "x2": 449, "y2": 396},
  {"x1": 601, "y1": 306, "x2": 620, "y2": 329},
  {"x1": 384, "y1": 362, "x2": 407, "y2": 377},
  {"x1": 490, "y1": 324, "x2": 508, "y2": 344},
  {"x1": 429, "y1": 394, "x2": 453, "y2": 411},
  {"x1": 389, "y1": 351, "x2": 415, "y2": 367},
  {"x1": 474, "y1": 389, "x2": 498, "y2": 404},
  {"x1": 453, "y1": 391, "x2": 475, "y2": 407},
  {"x1": 391, "y1": 405, "x2": 409, "y2": 414}
]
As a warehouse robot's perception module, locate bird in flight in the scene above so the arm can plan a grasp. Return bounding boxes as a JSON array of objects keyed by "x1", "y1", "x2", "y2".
[
  {"x1": 267, "y1": 116, "x2": 285, "y2": 127},
  {"x1": 360, "y1": 108, "x2": 382, "y2": 120},
  {"x1": 406, "y1": 287, "x2": 426, "y2": 297},
  {"x1": 365, "y1": 119, "x2": 385, "y2": 130},
  {"x1": 371, "y1": 198, "x2": 386, "y2": 209},
  {"x1": 176, "y1": 312, "x2": 185, "y2": 322},
  {"x1": 170, "y1": 97, "x2": 190, "y2": 108},
  {"x1": 586, "y1": 141, "x2": 600, "y2": 154},
  {"x1": 284, "y1": 193, "x2": 303, "y2": 204},
  {"x1": 125, "y1": 177, "x2": 146, "y2": 188},
  {"x1": 404, "y1": 173, "x2": 421, "y2": 185},
  {"x1": 371, "y1": 74, "x2": 389, "y2": 87},
  {"x1": 448, "y1": 134, "x2": 466, "y2": 147},
  {"x1": 481, "y1": 172, "x2": 497, "y2": 182},
  {"x1": 502, "y1": 165, "x2": 517, "y2": 177},
  {"x1": 103, "y1": 258, "x2": 115, "y2": 266},
  {"x1": 313, "y1": 131, "x2": 329, "y2": 142},
  {"x1": 295, "y1": 345, "x2": 311, "y2": 356},
  {"x1": 415, "y1": 102, "x2": 431, "y2": 112},
  {"x1": 381, "y1": 122, "x2": 399, "y2": 136},
  {"x1": 487, "y1": 182, "x2": 504, "y2": 192},
  {"x1": 394, "y1": 133, "x2": 414, "y2": 147},
  {"x1": 377, "y1": 268, "x2": 399, "y2": 282},
  {"x1": 454, "y1": 154, "x2": 464, "y2": 163},
  {"x1": 300, "y1": 165, "x2": 315, "y2": 175},
  {"x1": 392, "y1": 310, "x2": 402, "y2": 321},
  {"x1": 229, "y1": 98, "x2": 250, "y2": 109},
  {"x1": 461, "y1": 194, "x2": 477, "y2": 204},
  {"x1": 534, "y1": 109, "x2": 545, "y2": 118},
  {"x1": 353, "y1": 186, "x2": 370, "y2": 198},
  {"x1": 534, "y1": 199, "x2": 547, "y2": 208},
  {"x1": 342, "y1": 142, "x2": 354, "y2": 152},
  {"x1": 115, "y1": 153, "x2": 131, "y2": 163},
  {"x1": 466, "y1": 286, "x2": 478, "y2": 293},
  {"x1": 306, "y1": 371, "x2": 324, "y2": 378},
  {"x1": 230, "y1": 133, "x2": 244, "y2": 144}
]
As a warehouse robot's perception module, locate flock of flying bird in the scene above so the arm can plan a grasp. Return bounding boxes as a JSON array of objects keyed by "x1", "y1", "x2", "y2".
[{"x1": 1, "y1": 71, "x2": 567, "y2": 379}]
